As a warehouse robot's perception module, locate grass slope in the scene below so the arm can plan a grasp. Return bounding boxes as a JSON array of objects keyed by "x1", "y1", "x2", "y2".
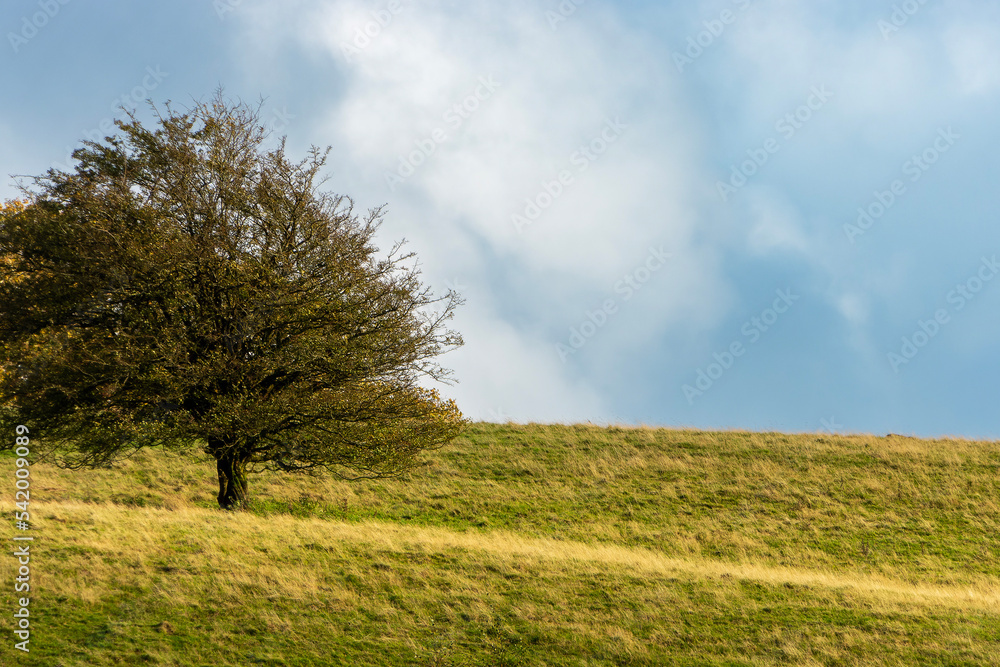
[{"x1": 2, "y1": 423, "x2": 1000, "y2": 665}]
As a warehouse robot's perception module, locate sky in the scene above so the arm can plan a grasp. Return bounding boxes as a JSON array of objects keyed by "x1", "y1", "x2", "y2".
[{"x1": 2, "y1": 0, "x2": 999, "y2": 438}]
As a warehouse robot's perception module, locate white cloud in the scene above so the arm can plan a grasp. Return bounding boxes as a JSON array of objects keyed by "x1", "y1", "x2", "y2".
[
  {"x1": 743, "y1": 188, "x2": 810, "y2": 255},
  {"x1": 227, "y1": 0, "x2": 728, "y2": 420},
  {"x1": 441, "y1": 299, "x2": 608, "y2": 424},
  {"x1": 722, "y1": 1, "x2": 959, "y2": 138},
  {"x1": 837, "y1": 293, "x2": 869, "y2": 328},
  {"x1": 944, "y1": 22, "x2": 1000, "y2": 95}
]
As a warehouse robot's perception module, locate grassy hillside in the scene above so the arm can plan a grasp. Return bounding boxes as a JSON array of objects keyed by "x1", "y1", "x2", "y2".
[{"x1": 2, "y1": 423, "x2": 1000, "y2": 665}]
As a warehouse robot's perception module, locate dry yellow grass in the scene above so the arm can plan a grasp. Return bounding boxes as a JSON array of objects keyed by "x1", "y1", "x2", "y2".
[
  {"x1": 2, "y1": 423, "x2": 999, "y2": 665},
  {"x1": 16, "y1": 500, "x2": 1000, "y2": 614}
]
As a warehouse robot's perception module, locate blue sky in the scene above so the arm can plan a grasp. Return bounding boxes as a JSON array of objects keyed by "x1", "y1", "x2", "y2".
[{"x1": 2, "y1": 0, "x2": 999, "y2": 438}]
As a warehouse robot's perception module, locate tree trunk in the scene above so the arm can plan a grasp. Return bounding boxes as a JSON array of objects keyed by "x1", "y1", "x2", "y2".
[{"x1": 216, "y1": 450, "x2": 249, "y2": 510}]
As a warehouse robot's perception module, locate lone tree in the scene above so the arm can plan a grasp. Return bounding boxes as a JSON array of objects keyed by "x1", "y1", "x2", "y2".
[{"x1": 0, "y1": 96, "x2": 466, "y2": 509}]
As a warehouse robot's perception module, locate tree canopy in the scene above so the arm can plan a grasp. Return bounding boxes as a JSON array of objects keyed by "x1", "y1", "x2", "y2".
[{"x1": 0, "y1": 96, "x2": 466, "y2": 509}]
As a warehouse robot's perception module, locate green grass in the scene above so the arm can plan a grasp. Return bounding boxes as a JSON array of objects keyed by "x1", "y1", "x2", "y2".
[{"x1": 2, "y1": 423, "x2": 1000, "y2": 665}]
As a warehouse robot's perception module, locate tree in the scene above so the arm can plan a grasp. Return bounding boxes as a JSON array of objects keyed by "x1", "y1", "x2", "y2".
[{"x1": 0, "y1": 95, "x2": 466, "y2": 509}]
